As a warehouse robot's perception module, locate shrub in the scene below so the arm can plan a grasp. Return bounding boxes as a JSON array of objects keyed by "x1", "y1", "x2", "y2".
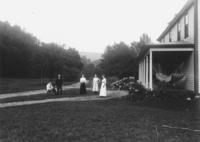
[
  {"x1": 106, "y1": 76, "x2": 119, "y2": 89},
  {"x1": 111, "y1": 77, "x2": 195, "y2": 110}
]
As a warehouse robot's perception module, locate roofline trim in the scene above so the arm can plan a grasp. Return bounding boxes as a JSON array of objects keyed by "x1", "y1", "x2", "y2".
[{"x1": 157, "y1": 0, "x2": 195, "y2": 41}]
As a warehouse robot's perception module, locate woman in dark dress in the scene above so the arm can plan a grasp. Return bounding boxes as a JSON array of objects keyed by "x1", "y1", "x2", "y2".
[{"x1": 80, "y1": 74, "x2": 87, "y2": 94}]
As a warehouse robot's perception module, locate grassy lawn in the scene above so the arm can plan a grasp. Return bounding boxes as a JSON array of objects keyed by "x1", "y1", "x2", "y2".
[
  {"x1": 0, "y1": 89, "x2": 96, "y2": 103},
  {"x1": 0, "y1": 78, "x2": 75, "y2": 94},
  {"x1": 0, "y1": 98, "x2": 199, "y2": 142}
]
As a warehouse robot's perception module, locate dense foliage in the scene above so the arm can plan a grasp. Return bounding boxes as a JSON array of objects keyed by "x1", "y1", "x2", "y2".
[
  {"x1": 97, "y1": 34, "x2": 151, "y2": 79},
  {"x1": 0, "y1": 21, "x2": 83, "y2": 81},
  {"x1": 98, "y1": 42, "x2": 138, "y2": 79},
  {"x1": 111, "y1": 77, "x2": 194, "y2": 110},
  {"x1": 0, "y1": 21, "x2": 151, "y2": 81},
  {"x1": 81, "y1": 56, "x2": 96, "y2": 78}
]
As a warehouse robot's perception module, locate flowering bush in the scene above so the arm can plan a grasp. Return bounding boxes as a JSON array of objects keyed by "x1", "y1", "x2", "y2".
[
  {"x1": 111, "y1": 77, "x2": 138, "y2": 90},
  {"x1": 106, "y1": 76, "x2": 119, "y2": 89},
  {"x1": 111, "y1": 77, "x2": 194, "y2": 110}
]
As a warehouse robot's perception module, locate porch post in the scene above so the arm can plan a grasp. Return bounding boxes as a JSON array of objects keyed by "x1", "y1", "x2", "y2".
[
  {"x1": 144, "y1": 58, "x2": 146, "y2": 87},
  {"x1": 139, "y1": 62, "x2": 141, "y2": 82},
  {"x1": 145, "y1": 56, "x2": 148, "y2": 88},
  {"x1": 146, "y1": 55, "x2": 149, "y2": 88},
  {"x1": 140, "y1": 60, "x2": 143, "y2": 82},
  {"x1": 140, "y1": 61, "x2": 142, "y2": 83},
  {"x1": 149, "y1": 51, "x2": 153, "y2": 90},
  {"x1": 143, "y1": 58, "x2": 146, "y2": 86},
  {"x1": 141, "y1": 62, "x2": 142, "y2": 81},
  {"x1": 141, "y1": 60, "x2": 143, "y2": 85},
  {"x1": 142, "y1": 60, "x2": 144, "y2": 85}
]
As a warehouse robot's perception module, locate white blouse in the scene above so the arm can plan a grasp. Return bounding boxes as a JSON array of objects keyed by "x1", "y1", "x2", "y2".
[{"x1": 80, "y1": 77, "x2": 86, "y2": 83}]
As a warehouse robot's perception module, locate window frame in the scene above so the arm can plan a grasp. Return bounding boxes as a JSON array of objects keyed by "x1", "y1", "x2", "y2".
[
  {"x1": 177, "y1": 22, "x2": 181, "y2": 41},
  {"x1": 169, "y1": 31, "x2": 172, "y2": 42},
  {"x1": 184, "y1": 12, "x2": 189, "y2": 38}
]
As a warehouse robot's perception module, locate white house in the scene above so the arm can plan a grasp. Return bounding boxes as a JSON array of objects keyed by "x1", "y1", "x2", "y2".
[{"x1": 138, "y1": 0, "x2": 200, "y2": 94}]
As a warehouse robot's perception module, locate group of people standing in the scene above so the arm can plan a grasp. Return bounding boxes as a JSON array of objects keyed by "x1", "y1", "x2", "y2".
[
  {"x1": 46, "y1": 74, "x2": 107, "y2": 97},
  {"x1": 80, "y1": 74, "x2": 107, "y2": 97}
]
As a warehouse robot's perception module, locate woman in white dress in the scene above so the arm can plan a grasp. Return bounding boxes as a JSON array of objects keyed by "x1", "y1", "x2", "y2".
[
  {"x1": 92, "y1": 74, "x2": 99, "y2": 93},
  {"x1": 99, "y1": 75, "x2": 107, "y2": 97}
]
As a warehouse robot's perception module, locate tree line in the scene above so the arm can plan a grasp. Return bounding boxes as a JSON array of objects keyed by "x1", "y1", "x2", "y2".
[
  {"x1": 0, "y1": 21, "x2": 151, "y2": 81},
  {"x1": 0, "y1": 21, "x2": 83, "y2": 81}
]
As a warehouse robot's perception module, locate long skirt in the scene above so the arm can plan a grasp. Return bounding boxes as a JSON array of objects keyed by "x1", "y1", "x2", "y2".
[
  {"x1": 92, "y1": 82, "x2": 99, "y2": 92},
  {"x1": 80, "y1": 83, "x2": 86, "y2": 94},
  {"x1": 99, "y1": 86, "x2": 107, "y2": 97}
]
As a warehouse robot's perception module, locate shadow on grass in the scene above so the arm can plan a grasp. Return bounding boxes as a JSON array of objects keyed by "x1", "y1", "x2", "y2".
[
  {"x1": 0, "y1": 89, "x2": 96, "y2": 103},
  {"x1": 0, "y1": 78, "x2": 75, "y2": 94}
]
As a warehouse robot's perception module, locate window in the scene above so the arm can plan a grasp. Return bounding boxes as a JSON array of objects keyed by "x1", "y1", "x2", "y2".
[
  {"x1": 177, "y1": 22, "x2": 181, "y2": 41},
  {"x1": 162, "y1": 38, "x2": 165, "y2": 43},
  {"x1": 184, "y1": 13, "x2": 189, "y2": 38},
  {"x1": 169, "y1": 31, "x2": 172, "y2": 42}
]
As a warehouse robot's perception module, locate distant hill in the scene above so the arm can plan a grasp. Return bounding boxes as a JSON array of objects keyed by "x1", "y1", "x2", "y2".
[{"x1": 80, "y1": 51, "x2": 102, "y2": 61}]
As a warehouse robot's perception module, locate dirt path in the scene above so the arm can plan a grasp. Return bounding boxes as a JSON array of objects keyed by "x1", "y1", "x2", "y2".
[
  {"x1": 0, "y1": 90, "x2": 128, "y2": 108},
  {"x1": 0, "y1": 82, "x2": 82, "y2": 99}
]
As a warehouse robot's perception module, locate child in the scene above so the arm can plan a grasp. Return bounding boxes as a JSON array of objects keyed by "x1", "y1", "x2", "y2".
[{"x1": 46, "y1": 80, "x2": 56, "y2": 95}]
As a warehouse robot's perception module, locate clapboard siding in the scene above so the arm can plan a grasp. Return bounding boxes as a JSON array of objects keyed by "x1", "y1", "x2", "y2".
[{"x1": 161, "y1": 5, "x2": 195, "y2": 43}]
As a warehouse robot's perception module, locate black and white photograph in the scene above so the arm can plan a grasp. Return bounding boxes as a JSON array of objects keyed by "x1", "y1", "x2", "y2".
[{"x1": 0, "y1": 0, "x2": 200, "y2": 141}]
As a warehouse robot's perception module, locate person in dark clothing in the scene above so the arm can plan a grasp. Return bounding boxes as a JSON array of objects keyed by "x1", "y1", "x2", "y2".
[
  {"x1": 56, "y1": 74, "x2": 63, "y2": 95},
  {"x1": 80, "y1": 74, "x2": 87, "y2": 94}
]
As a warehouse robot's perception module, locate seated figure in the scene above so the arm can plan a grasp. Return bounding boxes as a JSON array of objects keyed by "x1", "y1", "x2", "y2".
[{"x1": 46, "y1": 80, "x2": 56, "y2": 95}]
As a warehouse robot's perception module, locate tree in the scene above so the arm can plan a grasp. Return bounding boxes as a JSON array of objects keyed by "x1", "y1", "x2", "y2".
[
  {"x1": 139, "y1": 33, "x2": 151, "y2": 45},
  {"x1": 98, "y1": 42, "x2": 138, "y2": 78},
  {"x1": 97, "y1": 34, "x2": 152, "y2": 79},
  {"x1": 0, "y1": 21, "x2": 83, "y2": 81},
  {"x1": 80, "y1": 56, "x2": 96, "y2": 78},
  {"x1": 131, "y1": 33, "x2": 152, "y2": 57}
]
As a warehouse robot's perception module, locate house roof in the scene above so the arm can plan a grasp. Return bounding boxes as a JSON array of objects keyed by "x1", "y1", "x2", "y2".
[
  {"x1": 157, "y1": 0, "x2": 195, "y2": 41},
  {"x1": 138, "y1": 42, "x2": 194, "y2": 60},
  {"x1": 146, "y1": 41, "x2": 194, "y2": 48}
]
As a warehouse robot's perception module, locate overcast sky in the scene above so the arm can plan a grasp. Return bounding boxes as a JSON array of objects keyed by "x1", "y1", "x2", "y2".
[{"x1": 0, "y1": 0, "x2": 187, "y2": 53}]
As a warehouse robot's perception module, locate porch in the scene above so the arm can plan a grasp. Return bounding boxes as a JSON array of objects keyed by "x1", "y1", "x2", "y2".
[{"x1": 138, "y1": 43, "x2": 194, "y2": 91}]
